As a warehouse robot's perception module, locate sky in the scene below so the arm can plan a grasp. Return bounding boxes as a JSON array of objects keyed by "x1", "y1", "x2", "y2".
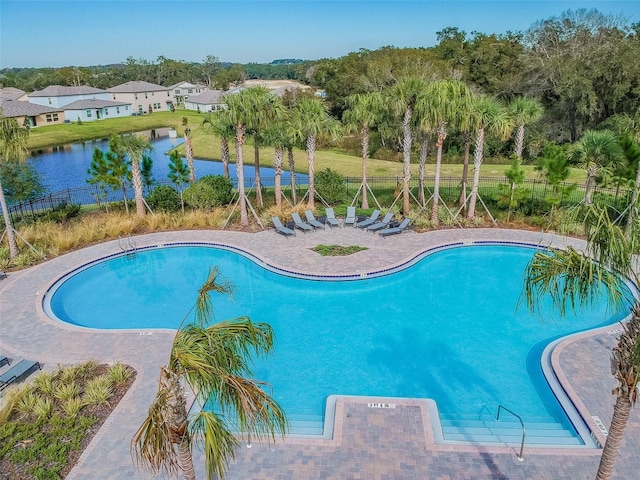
[{"x1": 1, "y1": 0, "x2": 639, "y2": 68}]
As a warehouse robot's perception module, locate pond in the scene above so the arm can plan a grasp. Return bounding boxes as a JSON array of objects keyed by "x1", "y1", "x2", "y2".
[{"x1": 28, "y1": 128, "x2": 306, "y2": 194}]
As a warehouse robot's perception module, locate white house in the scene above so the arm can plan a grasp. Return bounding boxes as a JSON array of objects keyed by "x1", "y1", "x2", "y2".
[
  {"x1": 28, "y1": 85, "x2": 110, "y2": 108},
  {"x1": 183, "y1": 90, "x2": 227, "y2": 113},
  {"x1": 169, "y1": 81, "x2": 209, "y2": 105},
  {"x1": 62, "y1": 98, "x2": 132, "y2": 122},
  {"x1": 107, "y1": 81, "x2": 172, "y2": 114}
]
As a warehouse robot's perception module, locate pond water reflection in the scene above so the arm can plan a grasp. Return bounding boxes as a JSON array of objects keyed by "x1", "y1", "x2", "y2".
[{"x1": 29, "y1": 128, "x2": 305, "y2": 194}]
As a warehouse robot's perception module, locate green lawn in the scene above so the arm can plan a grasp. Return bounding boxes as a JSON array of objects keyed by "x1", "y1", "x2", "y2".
[{"x1": 27, "y1": 110, "x2": 587, "y2": 183}]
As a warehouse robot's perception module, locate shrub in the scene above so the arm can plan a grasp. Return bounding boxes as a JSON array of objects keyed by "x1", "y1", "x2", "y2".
[
  {"x1": 199, "y1": 174, "x2": 234, "y2": 206},
  {"x1": 315, "y1": 168, "x2": 347, "y2": 205},
  {"x1": 41, "y1": 203, "x2": 81, "y2": 223},
  {"x1": 108, "y1": 363, "x2": 132, "y2": 384},
  {"x1": 147, "y1": 185, "x2": 181, "y2": 212}
]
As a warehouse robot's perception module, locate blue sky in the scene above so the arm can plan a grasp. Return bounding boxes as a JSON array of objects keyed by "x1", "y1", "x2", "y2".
[{"x1": 1, "y1": 0, "x2": 639, "y2": 68}]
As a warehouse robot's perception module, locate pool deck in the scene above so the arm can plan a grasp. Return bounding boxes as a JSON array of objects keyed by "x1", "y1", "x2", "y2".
[{"x1": 1, "y1": 226, "x2": 639, "y2": 479}]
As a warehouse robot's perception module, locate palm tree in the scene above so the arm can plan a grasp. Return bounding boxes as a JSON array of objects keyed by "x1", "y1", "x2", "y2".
[
  {"x1": 421, "y1": 80, "x2": 473, "y2": 224},
  {"x1": 120, "y1": 133, "x2": 153, "y2": 217},
  {"x1": 243, "y1": 86, "x2": 284, "y2": 208},
  {"x1": 262, "y1": 120, "x2": 291, "y2": 208},
  {"x1": 467, "y1": 96, "x2": 512, "y2": 219},
  {"x1": 289, "y1": 97, "x2": 341, "y2": 209},
  {"x1": 0, "y1": 113, "x2": 29, "y2": 259},
  {"x1": 522, "y1": 205, "x2": 639, "y2": 480},
  {"x1": 202, "y1": 111, "x2": 234, "y2": 179},
  {"x1": 182, "y1": 117, "x2": 196, "y2": 183},
  {"x1": 507, "y1": 97, "x2": 544, "y2": 160},
  {"x1": 570, "y1": 130, "x2": 625, "y2": 205},
  {"x1": 457, "y1": 129, "x2": 474, "y2": 213},
  {"x1": 132, "y1": 268, "x2": 287, "y2": 480},
  {"x1": 343, "y1": 92, "x2": 385, "y2": 209},
  {"x1": 387, "y1": 77, "x2": 428, "y2": 215},
  {"x1": 168, "y1": 150, "x2": 190, "y2": 212}
]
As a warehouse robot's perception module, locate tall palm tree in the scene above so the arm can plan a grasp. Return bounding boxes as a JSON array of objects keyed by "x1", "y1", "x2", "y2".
[
  {"x1": 120, "y1": 134, "x2": 153, "y2": 217},
  {"x1": 289, "y1": 97, "x2": 341, "y2": 209},
  {"x1": 458, "y1": 129, "x2": 474, "y2": 213},
  {"x1": 202, "y1": 111, "x2": 235, "y2": 179},
  {"x1": 343, "y1": 92, "x2": 385, "y2": 209},
  {"x1": 467, "y1": 96, "x2": 512, "y2": 219},
  {"x1": 421, "y1": 80, "x2": 473, "y2": 224},
  {"x1": 507, "y1": 97, "x2": 544, "y2": 160},
  {"x1": 262, "y1": 120, "x2": 291, "y2": 208},
  {"x1": 522, "y1": 205, "x2": 639, "y2": 480},
  {"x1": 182, "y1": 117, "x2": 196, "y2": 183},
  {"x1": 132, "y1": 268, "x2": 287, "y2": 480},
  {"x1": 387, "y1": 77, "x2": 428, "y2": 215},
  {"x1": 224, "y1": 89, "x2": 258, "y2": 227},
  {"x1": 0, "y1": 113, "x2": 29, "y2": 259},
  {"x1": 243, "y1": 86, "x2": 284, "y2": 208},
  {"x1": 570, "y1": 130, "x2": 625, "y2": 205}
]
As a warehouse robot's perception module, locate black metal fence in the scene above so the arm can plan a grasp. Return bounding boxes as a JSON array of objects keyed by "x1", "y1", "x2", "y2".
[{"x1": 3, "y1": 175, "x2": 632, "y2": 225}]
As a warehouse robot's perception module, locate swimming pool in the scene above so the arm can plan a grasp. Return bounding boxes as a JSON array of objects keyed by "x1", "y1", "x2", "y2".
[{"x1": 44, "y1": 243, "x2": 632, "y2": 444}]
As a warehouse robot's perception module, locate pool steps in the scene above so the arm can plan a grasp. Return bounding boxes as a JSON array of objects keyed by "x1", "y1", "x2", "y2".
[{"x1": 439, "y1": 413, "x2": 583, "y2": 446}]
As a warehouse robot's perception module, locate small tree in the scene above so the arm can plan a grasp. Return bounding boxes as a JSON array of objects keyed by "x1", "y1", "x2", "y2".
[
  {"x1": 535, "y1": 143, "x2": 574, "y2": 213},
  {"x1": 168, "y1": 150, "x2": 190, "y2": 212},
  {"x1": 315, "y1": 168, "x2": 347, "y2": 205},
  {"x1": 0, "y1": 160, "x2": 45, "y2": 204},
  {"x1": 500, "y1": 156, "x2": 527, "y2": 222}
]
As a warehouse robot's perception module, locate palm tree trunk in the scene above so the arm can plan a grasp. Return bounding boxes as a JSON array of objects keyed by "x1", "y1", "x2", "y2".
[
  {"x1": 254, "y1": 140, "x2": 263, "y2": 207},
  {"x1": 221, "y1": 137, "x2": 230, "y2": 178},
  {"x1": 467, "y1": 127, "x2": 485, "y2": 219},
  {"x1": 306, "y1": 135, "x2": 316, "y2": 209},
  {"x1": 624, "y1": 162, "x2": 640, "y2": 238},
  {"x1": 584, "y1": 173, "x2": 595, "y2": 205},
  {"x1": 178, "y1": 439, "x2": 197, "y2": 480},
  {"x1": 514, "y1": 124, "x2": 525, "y2": 159},
  {"x1": 236, "y1": 124, "x2": 248, "y2": 227},
  {"x1": 288, "y1": 147, "x2": 296, "y2": 204},
  {"x1": 459, "y1": 137, "x2": 471, "y2": 211},
  {"x1": 431, "y1": 126, "x2": 446, "y2": 224},
  {"x1": 418, "y1": 135, "x2": 428, "y2": 207},
  {"x1": 402, "y1": 107, "x2": 413, "y2": 216},
  {"x1": 131, "y1": 159, "x2": 146, "y2": 216},
  {"x1": 361, "y1": 125, "x2": 369, "y2": 209},
  {"x1": 595, "y1": 395, "x2": 632, "y2": 480},
  {"x1": 0, "y1": 180, "x2": 19, "y2": 259},
  {"x1": 274, "y1": 146, "x2": 283, "y2": 208},
  {"x1": 121, "y1": 182, "x2": 129, "y2": 215},
  {"x1": 185, "y1": 136, "x2": 195, "y2": 184}
]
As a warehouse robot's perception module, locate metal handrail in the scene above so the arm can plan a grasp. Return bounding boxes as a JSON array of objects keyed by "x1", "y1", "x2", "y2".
[{"x1": 496, "y1": 405, "x2": 526, "y2": 461}]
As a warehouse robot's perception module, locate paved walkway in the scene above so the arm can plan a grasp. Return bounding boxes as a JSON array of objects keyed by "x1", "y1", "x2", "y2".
[{"x1": 1, "y1": 227, "x2": 639, "y2": 479}]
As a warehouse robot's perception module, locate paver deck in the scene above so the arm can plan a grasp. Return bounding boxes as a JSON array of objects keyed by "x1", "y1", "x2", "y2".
[{"x1": 1, "y1": 227, "x2": 639, "y2": 479}]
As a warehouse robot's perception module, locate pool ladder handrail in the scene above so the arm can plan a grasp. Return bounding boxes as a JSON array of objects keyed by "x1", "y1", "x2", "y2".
[
  {"x1": 496, "y1": 404, "x2": 525, "y2": 461},
  {"x1": 118, "y1": 234, "x2": 137, "y2": 258}
]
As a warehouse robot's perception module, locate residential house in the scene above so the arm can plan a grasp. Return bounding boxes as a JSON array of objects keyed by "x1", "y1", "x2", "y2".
[
  {"x1": 169, "y1": 81, "x2": 209, "y2": 105},
  {"x1": 0, "y1": 98, "x2": 65, "y2": 127},
  {"x1": 183, "y1": 90, "x2": 226, "y2": 113},
  {"x1": 0, "y1": 87, "x2": 28, "y2": 102},
  {"x1": 107, "y1": 81, "x2": 172, "y2": 114},
  {"x1": 28, "y1": 85, "x2": 110, "y2": 108},
  {"x1": 62, "y1": 98, "x2": 132, "y2": 122}
]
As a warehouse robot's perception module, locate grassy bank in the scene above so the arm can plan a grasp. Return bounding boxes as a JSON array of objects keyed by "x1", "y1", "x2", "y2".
[{"x1": 27, "y1": 110, "x2": 587, "y2": 182}]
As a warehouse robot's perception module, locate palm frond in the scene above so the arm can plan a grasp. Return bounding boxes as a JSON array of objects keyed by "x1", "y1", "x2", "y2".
[
  {"x1": 521, "y1": 247, "x2": 628, "y2": 318},
  {"x1": 189, "y1": 411, "x2": 239, "y2": 480},
  {"x1": 194, "y1": 267, "x2": 234, "y2": 327}
]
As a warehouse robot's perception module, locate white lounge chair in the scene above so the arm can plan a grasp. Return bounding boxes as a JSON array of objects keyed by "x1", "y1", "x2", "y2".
[
  {"x1": 324, "y1": 208, "x2": 341, "y2": 229},
  {"x1": 367, "y1": 212, "x2": 394, "y2": 232},
  {"x1": 305, "y1": 210, "x2": 325, "y2": 230},
  {"x1": 272, "y1": 217, "x2": 296, "y2": 237},
  {"x1": 291, "y1": 212, "x2": 313, "y2": 233},
  {"x1": 379, "y1": 218, "x2": 411, "y2": 237},
  {"x1": 356, "y1": 209, "x2": 380, "y2": 229},
  {"x1": 344, "y1": 206, "x2": 357, "y2": 227}
]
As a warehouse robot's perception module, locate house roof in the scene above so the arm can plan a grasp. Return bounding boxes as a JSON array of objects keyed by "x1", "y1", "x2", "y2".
[
  {"x1": 29, "y1": 85, "x2": 107, "y2": 97},
  {"x1": 0, "y1": 87, "x2": 26, "y2": 101},
  {"x1": 0, "y1": 98, "x2": 63, "y2": 117},
  {"x1": 107, "y1": 81, "x2": 169, "y2": 93},
  {"x1": 63, "y1": 98, "x2": 132, "y2": 110},
  {"x1": 184, "y1": 90, "x2": 225, "y2": 105},
  {"x1": 168, "y1": 81, "x2": 207, "y2": 90}
]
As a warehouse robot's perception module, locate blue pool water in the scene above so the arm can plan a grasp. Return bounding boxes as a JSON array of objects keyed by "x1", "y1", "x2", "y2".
[{"x1": 46, "y1": 244, "x2": 631, "y2": 441}]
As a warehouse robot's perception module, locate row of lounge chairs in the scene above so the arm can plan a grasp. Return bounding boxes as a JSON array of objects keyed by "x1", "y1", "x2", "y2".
[
  {"x1": 0, "y1": 357, "x2": 41, "y2": 392},
  {"x1": 272, "y1": 208, "x2": 411, "y2": 238}
]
